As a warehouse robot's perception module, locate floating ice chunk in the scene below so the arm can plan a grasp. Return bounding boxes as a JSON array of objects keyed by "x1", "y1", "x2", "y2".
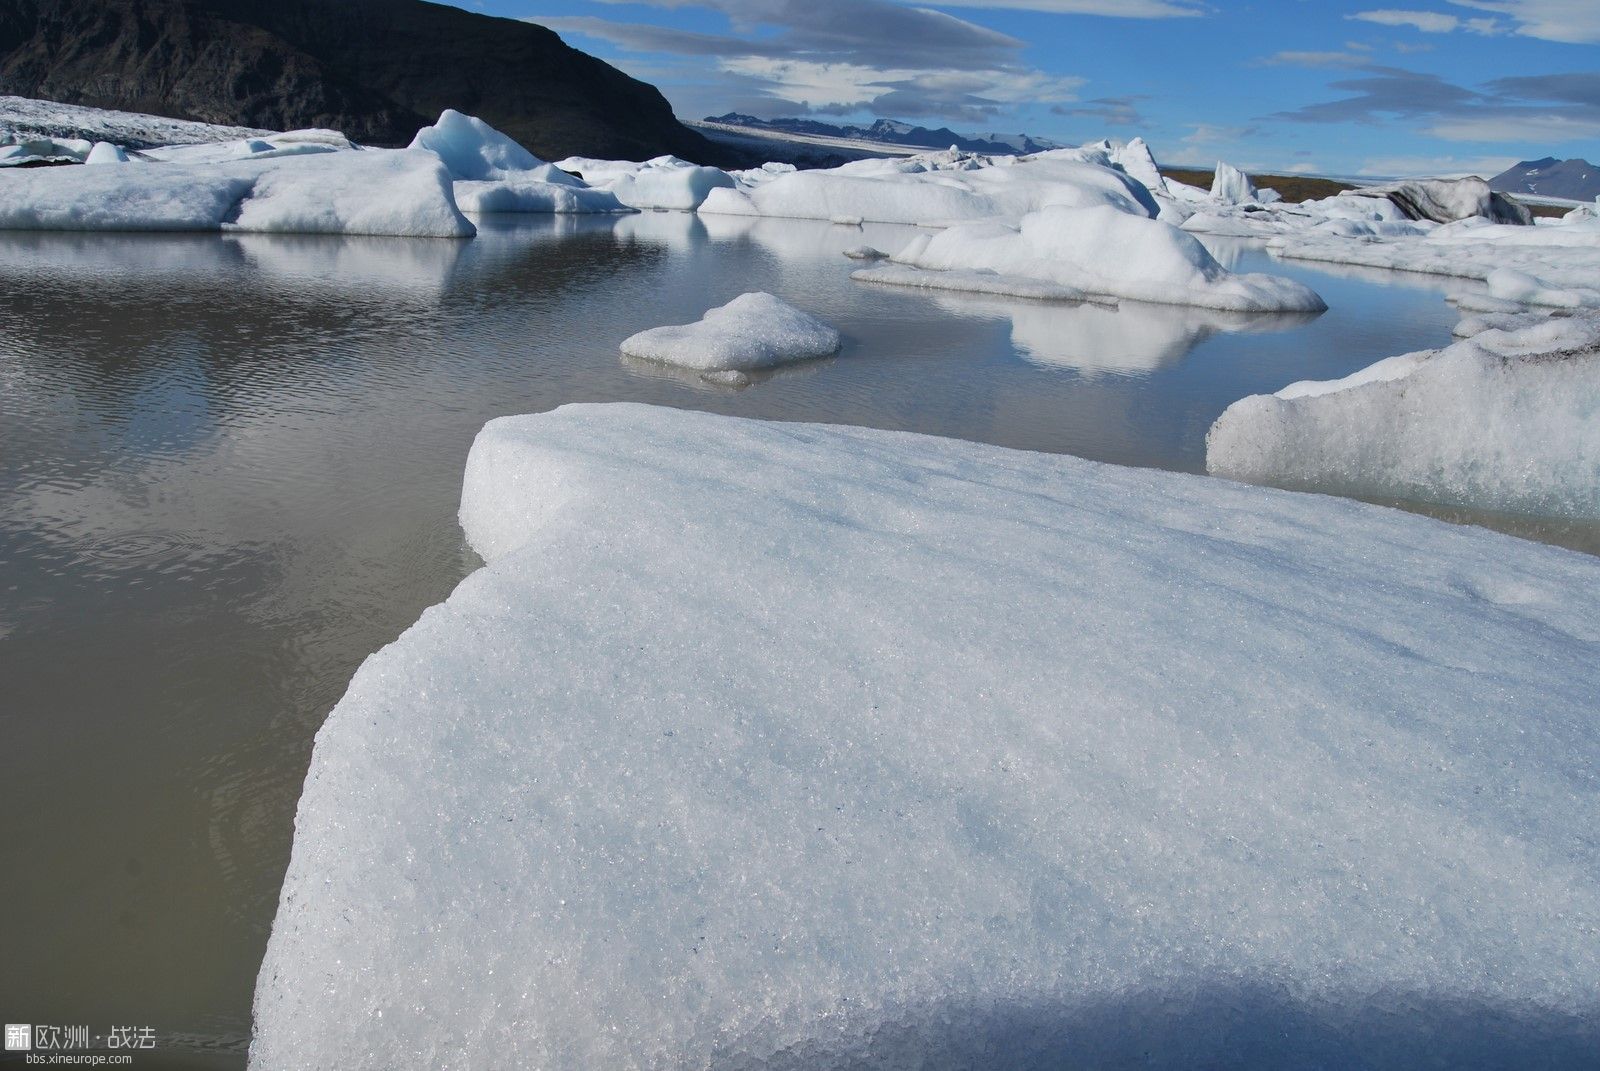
[
  {"x1": 619, "y1": 292, "x2": 839, "y2": 373},
  {"x1": 83, "y1": 141, "x2": 130, "y2": 165},
  {"x1": 0, "y1": 135, "x2": 91, "y2": 166},
  {"x1": 1208, "y1": 313, "x2": 1600, "y2": 518},
  {"x1": 1210, "y1": 161, "x2": 1257, "y2": 204},
  {"x1": 252, "y1": 402, "x2": 1600, "y2": 1071},
  {"x1": 1267, "y1": 203, "x2": 1600, "y2": 304},
  {"x1": 409, "y1": 108, "x2": 546, "y2": 181},
  {"x1": 452, "y1": 178, "x2": 627, "y2": 215},
  {"x1": 888, "y1": 205, "x2": 1326, "y2": 312},
  {"x1": 0, "y1": 148, "x2": 474, "y2": 237},
  {"x1": 841, "y1": 245, "x2": 888, "y2": 261}
]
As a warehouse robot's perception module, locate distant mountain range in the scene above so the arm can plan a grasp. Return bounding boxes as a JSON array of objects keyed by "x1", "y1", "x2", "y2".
[
  {"x1": 704, "y1": 114, "x2": 1064, "y2": 156},
  {"x1": 1489, "y1": 157, "x2": 1599, "y2": 202},
  {"x1": 0, "y1": 0, "x2": 725, "y2": 163}
]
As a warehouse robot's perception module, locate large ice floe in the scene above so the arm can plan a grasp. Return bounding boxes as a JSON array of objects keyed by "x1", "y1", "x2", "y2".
[
  {"x1": 1208, "y1": 312, "x2": 1600, "y2": 518},
  {"x1": 0, "y1": 146, "x2": 474, "y2": 237},
  {"x1": 620, "y1": 292, "x2": 839, "y2": 382},
  {"x1": 864, "y1": 205, "x2": 1326, "y2": 312},
  {"x1": 699, "y1": 145, "x2": 1160, "y2": 225},
  {"x1": 251, "y1": 402, "x2": 1600, "y2": 1071}
]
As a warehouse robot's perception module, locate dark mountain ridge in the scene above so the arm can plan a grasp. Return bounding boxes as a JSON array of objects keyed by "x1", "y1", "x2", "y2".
[
  {"x1": 704, "y1": 113, "x2": 1063, "y2": 156},
  {"x1": 1489, "y1": 156, "x2": 1599, "y2": 202},
  {"x1": 0, "y1": 0, "x2": 727, "y2": 162}
]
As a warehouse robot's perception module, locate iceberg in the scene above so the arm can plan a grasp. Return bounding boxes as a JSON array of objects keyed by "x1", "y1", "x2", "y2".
[
  {"x1": 1210, "y1": 160, "x2": 1257, "y2": 204},
  {"x1": 1110, "y1": 137, "x2": 1169, "y2": 197},
  {"x1": 561, "y1": 154, "x2": 736, "y2": 211},
  {"x1": 408, "y1": 110, "x2": 633, "y2": 215},
  {"x1": 881, "y1": 205, "x2": 1326, "y2": 313},
  {"x1": 1207, "y1": 312, "x2": 1600, "y2": 518},
  {"x1": 252, "y1": 403, "x2": 1600, "y2": 1071},
  {"x1": 408, "y1": 108, "x2": 550, "y2": 182},
  {"x1": 620, "y1": 292, "x2": 840, "y2": 375}
]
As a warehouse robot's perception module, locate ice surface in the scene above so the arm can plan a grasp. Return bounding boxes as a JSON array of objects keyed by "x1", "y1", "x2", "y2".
[
  {"x1": 699, "y1": 146, "x2": 1159, "y2": 225},
  {"x1": 1208, "y1": 312, "x2": 1600, "y2": 517},
  {"x1": 253, "y1": 402, "x2": 1600, "y2": 1071},
  {"x1": 0, "y1": 148, "x2": 474, "y2": 237},
  {"x1": 884, "y1": 205, "x2": 1326, "y2": 312},
  {"x1": 1485, "y1": 267, "x2": 1600, "y2": 310},
  {"x1": 619, "y1": 292, "x2": 840, "y2": 372}
]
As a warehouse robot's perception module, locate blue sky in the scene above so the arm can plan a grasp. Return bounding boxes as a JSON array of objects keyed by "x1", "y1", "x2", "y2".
[{"x1": 455, "y1": 0, "x2": 1598, "y2": 177}]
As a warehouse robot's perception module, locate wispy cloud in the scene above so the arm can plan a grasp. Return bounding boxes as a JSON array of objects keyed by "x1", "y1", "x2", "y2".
[
  {"x1": 1258, "y1": 50, "x2": 1370, "y2": 68},
  {"x1": 1271, "y1": 64, "x2": 1600, "y2": 145},
  {"x1": 1347, "y1": 9, "x2": 1504, "y2": 34},
  {"x1": 911, "y1": 0, "x2": 1203, "y2": 15},
  {"x1": 533, "y1": 0, "x2": 1090, "y2": 121},
  {"x1": 1348, "y1": 1, "x2": 1600, "y2": 43}
]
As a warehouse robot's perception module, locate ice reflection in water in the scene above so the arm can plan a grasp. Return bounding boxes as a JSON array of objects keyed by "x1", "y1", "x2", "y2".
[{"x1": 0, "y1": 214, "x2": 1579, "y2": 1067}]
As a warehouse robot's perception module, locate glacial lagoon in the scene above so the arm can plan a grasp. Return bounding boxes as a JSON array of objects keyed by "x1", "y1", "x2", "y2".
[{"x1": 2, "y1": 213, "x2": 1593, "y2": 1065}]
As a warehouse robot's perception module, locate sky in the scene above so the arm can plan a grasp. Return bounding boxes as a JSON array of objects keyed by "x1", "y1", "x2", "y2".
[{"x1": 454, "y1": 0, "x2": 1599, "y2": 177}]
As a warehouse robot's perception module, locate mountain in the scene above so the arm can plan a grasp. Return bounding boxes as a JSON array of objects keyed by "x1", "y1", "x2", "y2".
[
  {"x1": 704, "y1": 113, "x2": 1064, "y2": 156},
  {"x1": 1489, "y1": 157, "x2": 1600, "y2": 202},
  {"x1": 0, "y1": 0, "x2": 727, "y2": 162}
]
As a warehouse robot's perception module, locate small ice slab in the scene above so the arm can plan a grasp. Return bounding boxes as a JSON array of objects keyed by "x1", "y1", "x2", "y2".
[
  {"x1": 252, "y1": 403, "x2": 1600, "y2": 1071},
  {"x1": 1207, "y1": 312, "x2": 1600, "y2": 518},
  {"x1": 851, "y1": 262, "x2": 1105, "y2": 304},
  {"x1": 620, "y1": 292, "x2": 840, "y2": 373}
]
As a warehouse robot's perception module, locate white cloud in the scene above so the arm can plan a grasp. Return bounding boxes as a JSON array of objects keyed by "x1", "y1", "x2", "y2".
[
  {"x1": 1356, "y1": 153, "x2": 1520, "y2": 178},
  {"x1": 1453, "y1": 0, "x2": 1600, "y2": 43},
  {"x1": 718, "y1": 56, "x2": 1083, "y2": 112},
  {"x1": 1428, "y1": 112, "x2": 1600, "y2": 143},
  {"x1": 1348, "y1": 9, "x2": 1471, "y2": 32},
  {"x1": 1349, "y1": 2, "x2": 1600, "y2": 42},
  {"x1": 1347, "y1": 9, "x2": 1505, "y2": 33}
]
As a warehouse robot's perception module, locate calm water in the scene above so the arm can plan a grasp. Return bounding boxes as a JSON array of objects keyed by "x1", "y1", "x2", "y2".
[{"x1": 1, "y1": 214, "x2": 1591, "y2": 1065}]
